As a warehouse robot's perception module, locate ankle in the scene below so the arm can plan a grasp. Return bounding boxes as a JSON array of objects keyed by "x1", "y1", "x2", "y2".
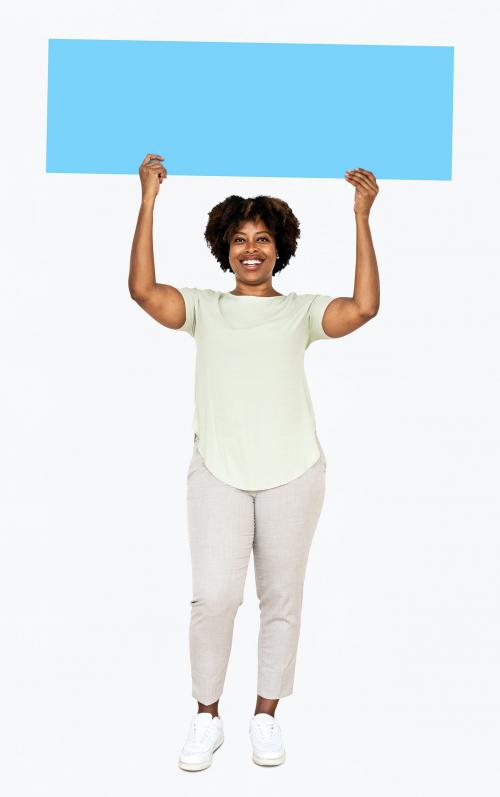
[
  {"x1": 197, "y1": 701, "x2": 219, "y2": 719},
  {"x1": 254, "y1": 695, "x2": 279, "y2": 718}
]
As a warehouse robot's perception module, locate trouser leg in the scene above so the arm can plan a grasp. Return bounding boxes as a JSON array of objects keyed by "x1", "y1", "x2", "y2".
[
  {"x1": 186, "y1": 444, "x2": 255, "y2": 706},
  {"x1": 252, "y1": 450, "x2": 327, "y2": 699}
]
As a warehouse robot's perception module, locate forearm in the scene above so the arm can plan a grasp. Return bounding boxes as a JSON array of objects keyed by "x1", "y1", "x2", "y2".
[
  {"x1": 129, "y1": 197, "x2": 157, "y2": 298},
  {"x1": 352, "y1": 213, "x2": 380, "y2": 315}
]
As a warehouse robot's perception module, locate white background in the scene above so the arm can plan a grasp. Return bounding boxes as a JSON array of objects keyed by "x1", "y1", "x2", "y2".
[{"x1": 1, "y1": 1, "x2": 499, "y2": 794}]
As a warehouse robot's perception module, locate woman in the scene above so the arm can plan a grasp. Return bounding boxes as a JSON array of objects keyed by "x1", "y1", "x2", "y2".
[{"x1": 129, "y1": 153, "x2": 380, "y2": 771}]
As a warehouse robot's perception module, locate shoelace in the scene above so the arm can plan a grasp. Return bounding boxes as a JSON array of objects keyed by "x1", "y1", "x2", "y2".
[
  {"x1": 255, "y1": 719, "x2": 279, "y2": 741},
  {"x1": 187, "y1": 717, "x2": 214, "y2": 748}
]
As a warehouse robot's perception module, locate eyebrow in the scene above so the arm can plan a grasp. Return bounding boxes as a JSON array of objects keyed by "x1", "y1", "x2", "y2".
[{"x1": 232, "y1": 230, "x2": 271, "y2": 236}]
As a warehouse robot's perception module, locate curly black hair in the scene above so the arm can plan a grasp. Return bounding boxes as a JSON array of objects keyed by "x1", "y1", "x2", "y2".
[{"x1": 204, "y1": 195, "x2": 301, "y2": 275}]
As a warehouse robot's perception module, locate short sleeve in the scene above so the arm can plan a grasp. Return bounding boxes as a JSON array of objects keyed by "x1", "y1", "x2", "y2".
[
  {"x1": 306, "y1": 294, "x2": 334, "y2": 345},
  {"x1": 175, "y1": 287, "x2": 198, "y2": 336}
]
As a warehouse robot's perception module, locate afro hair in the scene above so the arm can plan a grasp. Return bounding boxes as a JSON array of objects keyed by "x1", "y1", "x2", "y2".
[{"x1": 204, "y1": 195, "x2": 301, "y2": 275}]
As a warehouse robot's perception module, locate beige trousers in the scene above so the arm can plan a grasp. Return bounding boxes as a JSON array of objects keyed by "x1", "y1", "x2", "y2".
[{"x1": 186, "y1": 435, "x2": 327, "y2": 704}]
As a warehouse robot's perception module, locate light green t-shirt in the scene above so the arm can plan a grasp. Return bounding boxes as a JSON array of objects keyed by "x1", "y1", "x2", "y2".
[{"x1": 175, "y1": 288, "x2": 333, "y2": 490}]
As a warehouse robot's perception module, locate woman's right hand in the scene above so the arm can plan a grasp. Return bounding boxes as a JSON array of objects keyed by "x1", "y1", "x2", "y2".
[{"x1": 139, "y1": 153, "x2": 167, "y2": 201}]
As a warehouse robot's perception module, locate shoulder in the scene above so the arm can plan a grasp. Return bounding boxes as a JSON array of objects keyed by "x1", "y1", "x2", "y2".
[
  {"x1": 178, "y1": 287, "x2": 219, "y2": 303},
  {"x1": 176, "y1": 288, "x2": 219, "y2": 336},
  {"x1": 293, "y1": 292, "x2": 333, "y2": 309}
]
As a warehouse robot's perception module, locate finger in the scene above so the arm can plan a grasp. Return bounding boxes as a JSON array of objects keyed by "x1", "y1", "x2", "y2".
[
  {"x1": 345, "y1": 172, "x2": 371, "y2": 189},
  {"x1": 355, "y1": 168, "x2": 377, "y2": 184},
  {"x1": 141, "y1": 153, "x2": 164, "y2": 164},
  {"x1": 349, "y1": 170, "x2": 374, "y2": 189}
]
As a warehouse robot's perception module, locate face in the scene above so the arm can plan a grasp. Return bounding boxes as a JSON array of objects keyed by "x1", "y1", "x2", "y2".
[{"x1": 228, "y1": 218, "x2": 278, "y2": 286}]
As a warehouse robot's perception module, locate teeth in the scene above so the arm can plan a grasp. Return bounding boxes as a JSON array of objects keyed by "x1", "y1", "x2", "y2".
[{"x1": 242, "y1": 260, "x2": 262, "y2": 265}]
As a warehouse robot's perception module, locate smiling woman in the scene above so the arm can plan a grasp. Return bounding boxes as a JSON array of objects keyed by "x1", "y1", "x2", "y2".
[
  {"x1": 129, "y1": 154, "x2": 381, "y2": 770},
  {"x1": 203, "y1": 194, "x2": 300, "y2": 296}
]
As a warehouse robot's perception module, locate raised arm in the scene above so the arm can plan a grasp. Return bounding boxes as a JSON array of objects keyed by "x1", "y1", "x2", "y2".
[
  {"x1": 322, "y1": 168, "x2": 380, "y2": 338},
  {"x1": 128, "y1": 153, "x2": 187, "y2": 330}
]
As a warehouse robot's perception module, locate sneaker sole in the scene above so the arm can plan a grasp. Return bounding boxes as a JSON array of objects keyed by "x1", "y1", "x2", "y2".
[
  {"x1": 178, "y1": 736, "x2": 224, "y2": 771},
  {"x1": 252, "y1": 751, "x2": 286, "y2": 766}
]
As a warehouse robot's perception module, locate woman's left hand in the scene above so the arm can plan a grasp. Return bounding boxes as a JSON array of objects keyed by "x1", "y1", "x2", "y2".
[{"x1": 345, "y1": 168, "x2": 379, "y2": 217}]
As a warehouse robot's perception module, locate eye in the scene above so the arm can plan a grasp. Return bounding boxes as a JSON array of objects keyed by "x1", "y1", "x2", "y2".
[{"x1": 233, "y1": 236, "x2": 270, "y2": 243}]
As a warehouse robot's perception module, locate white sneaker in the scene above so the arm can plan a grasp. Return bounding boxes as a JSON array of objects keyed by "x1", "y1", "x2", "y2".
[
  {"x1": 249, "y1": 712, "x2": 286, "y2": 766},
  {"x1": 178, "y1": 712, "x2": 224, "y2": 771}
]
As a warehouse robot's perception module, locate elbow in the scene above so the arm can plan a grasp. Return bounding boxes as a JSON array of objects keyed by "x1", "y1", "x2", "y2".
[
  {"x1": 129, "y1": 286, "x2": 145, "y2": 302},
  {"x1": 354, "y1": 298, "x2": 379, "y2": 319},
  {"x1": 129, "y1": 281, "x2": 155, "y2": 302},
  {"x1": 359, "y1": 305, "x2": 379, "y2": 319}
]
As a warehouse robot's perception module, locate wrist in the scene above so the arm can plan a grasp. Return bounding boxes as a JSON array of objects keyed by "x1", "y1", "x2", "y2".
[{"x1": 141, "y1": 195, "x2": 156, "y2": 208}]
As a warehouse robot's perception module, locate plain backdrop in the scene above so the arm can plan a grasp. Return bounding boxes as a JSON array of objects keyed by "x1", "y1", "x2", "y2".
[{"x1": 1, "y1": 1, "x2": 499, "y2": 796}]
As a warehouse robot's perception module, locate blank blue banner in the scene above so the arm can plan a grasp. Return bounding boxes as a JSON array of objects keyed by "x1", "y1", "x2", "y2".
[{"x1": 46, "y1": 39, "x2": 454, "y2": 180}]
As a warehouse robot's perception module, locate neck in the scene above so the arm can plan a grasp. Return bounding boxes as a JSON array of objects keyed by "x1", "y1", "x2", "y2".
[{"x1": 230, "y1": 282, "x2": 282, "y2": 297}]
